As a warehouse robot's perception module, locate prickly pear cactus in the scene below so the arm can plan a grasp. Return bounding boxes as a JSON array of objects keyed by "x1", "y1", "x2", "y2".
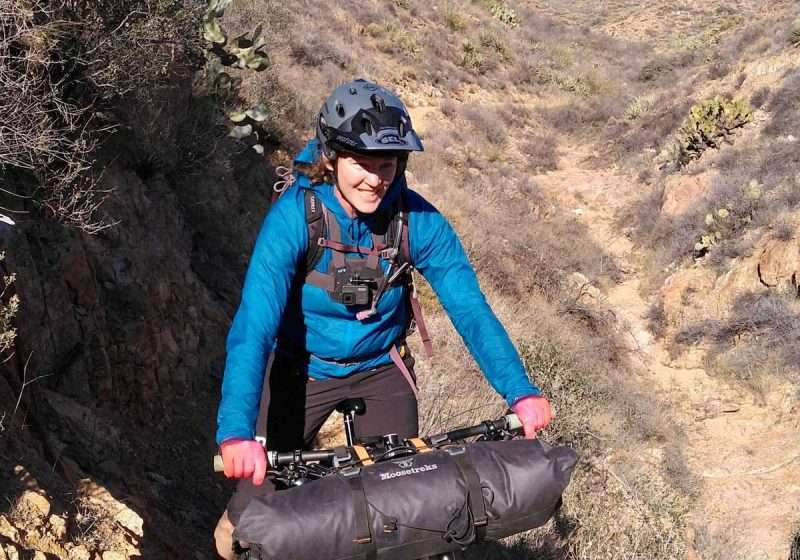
[
  {"x1": 486, "y1": 0, "x2": 520, "y2": 27},
  {"x1": 694, "y1": 208, "x2": 729, "y2": 256},
  {"x1": 660, "y1": 97, "x2": 753, "y2": 168},
  {"x1": 693, "y1": 180, "x2": 763, "y2": 258},
  {"x1": 201, "y1": 0, "x2": 270, "y2": 151}
]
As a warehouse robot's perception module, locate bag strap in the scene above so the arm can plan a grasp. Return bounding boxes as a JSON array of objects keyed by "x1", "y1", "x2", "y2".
[
  {"x1": 304, "y1": 189, "x2": 326, "y2": 274},
  {"x1": 397, "y1": 193, "x2": 433, "y2": 357},
  {"x1": 343, "y1": 473, "x2": 377, "y2": 560},
  {"x1": 451, "y1": 451, "x2": 488, "y2": 543}
]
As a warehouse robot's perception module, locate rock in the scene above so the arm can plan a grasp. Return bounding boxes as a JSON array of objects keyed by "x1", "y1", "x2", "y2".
[
  {"x1": 48, "y1": 514, "x2": 67, "y2": 539},
  {"x1": 159, "y1": 328, "x2": 179, "y2": 355},
  {"x1": 0, "y1": 515, "x2": 19, "y2": 541},
  {"x1": 660, "y1": 170, "x2": 717, "y2": 217},
  {"x1": 32, "y1": 552, "x2": 47, "y2": 560},
  {"x1": 18, "y1": 490, "x2": 50, "y2": 519},
  {"x1": 79, "y1": 480, "x2": 144, "y2": 538},
  {"x1": 660, "y1": 267, "x2": 715, "y2": 326},
  {"x1": 757, "y1": 235, "x2": 799, "y2": 293},
  {"x1": 68, "y1": 545, "x2": 92, "y2": 560},
  {"x1": 101, "y1": 552, "x2": 126, "y2": 560},
  {"x1": 40, "y1": 390, "x2": 120, "y2": 448},
  {"x1": 1, "y1": 543, "x2": 20, "y2": 560},
  {"x1": 713, "y1": 256, "x2": 763, "y2": 307}
]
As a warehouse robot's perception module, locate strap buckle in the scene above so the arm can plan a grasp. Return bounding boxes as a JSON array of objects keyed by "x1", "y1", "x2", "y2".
[
  {"x1": 340, "y1": 465, "x2": 362, "y2": 478},
  {"x1": 380, "y1": 247, "x2": 398, "y2": 260}
]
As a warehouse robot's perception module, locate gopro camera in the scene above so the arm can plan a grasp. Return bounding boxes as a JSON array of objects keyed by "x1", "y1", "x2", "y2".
[{"x1": 341, "y1": 283, "x2": 371, "y2": 306}]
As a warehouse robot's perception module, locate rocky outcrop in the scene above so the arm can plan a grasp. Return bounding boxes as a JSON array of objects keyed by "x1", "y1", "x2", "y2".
[
  {"x1": 0, "y1": 148, "x2": 275, "y2": 558},
  {"x1": 757, "y1": 235, "x2": 799, "y2": 294},
  {"x1": 660, "y1": 170, "x2": 718, "y2": 217},
  {"x1": 660, "y1": 218, "x2": 800, "y2": 369}
]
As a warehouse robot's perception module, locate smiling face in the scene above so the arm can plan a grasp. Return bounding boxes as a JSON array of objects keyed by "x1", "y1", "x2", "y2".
[{"x1": 327, "y1": 151, "x2": 399, "y2": 216}]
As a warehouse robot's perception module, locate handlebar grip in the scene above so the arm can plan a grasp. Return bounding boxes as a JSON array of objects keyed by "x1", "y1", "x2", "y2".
[
  {"x1": 213, "y1": 451, "x2": 278, "y2": 472},
  {"x1": 505, "y1": 413, "x2": 522, "y2": 431}
]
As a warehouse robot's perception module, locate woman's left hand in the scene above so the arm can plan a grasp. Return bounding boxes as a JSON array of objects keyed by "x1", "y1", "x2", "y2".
[{"x1": 511, "y1": 395, "x2": 553, "y2": 439}]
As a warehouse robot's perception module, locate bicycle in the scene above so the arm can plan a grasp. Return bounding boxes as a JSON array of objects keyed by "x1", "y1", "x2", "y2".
[{"x1": 215, "y1": 399, "x2": 570, "y2": 560}]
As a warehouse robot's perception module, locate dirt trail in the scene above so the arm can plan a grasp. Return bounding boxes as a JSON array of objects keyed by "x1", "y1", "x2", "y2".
[{"x1": 532, "y1": 148, "x2": 800, "y2": 560}]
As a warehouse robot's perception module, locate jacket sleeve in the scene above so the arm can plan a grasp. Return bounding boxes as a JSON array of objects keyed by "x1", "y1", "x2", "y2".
[
  {"x1": 215, "y1": 190, "x2": 307, "y2": 445},
  {"x1": 406, "y1": 190, "x2": 541, "y2": 405}
]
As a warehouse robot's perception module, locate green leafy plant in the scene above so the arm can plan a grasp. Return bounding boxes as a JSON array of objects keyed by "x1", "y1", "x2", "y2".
[{"x1": 659, "y1": 97, "x2": 753, "y2": 167}]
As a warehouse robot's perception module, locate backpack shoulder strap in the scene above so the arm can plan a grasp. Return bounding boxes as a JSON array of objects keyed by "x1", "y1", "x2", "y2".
[
  {"x1": 384, "y1": 190, "x2": 411, "y2": 266},
  {"x1": 303, "y1": 189, "x2": 325, "y2": 274}
]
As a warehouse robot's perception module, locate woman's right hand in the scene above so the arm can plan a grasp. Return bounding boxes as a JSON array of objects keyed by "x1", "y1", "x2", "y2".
[{"x1": 219, "y1": 439, "x2": 267, "y2": 486}]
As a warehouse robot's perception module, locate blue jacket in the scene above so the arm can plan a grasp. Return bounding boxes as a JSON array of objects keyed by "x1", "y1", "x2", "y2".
[{"x1": 216, "y1": 141, "x2": 540, "y2": 444}]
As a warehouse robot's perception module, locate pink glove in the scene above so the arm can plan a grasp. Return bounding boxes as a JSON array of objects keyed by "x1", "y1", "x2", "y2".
[
  {"x1": 511, "y1": 395, "x2": 553, "y2": 439},
  {"x1": 220, "y1": 439, "x2": 268, "y2": 485}
]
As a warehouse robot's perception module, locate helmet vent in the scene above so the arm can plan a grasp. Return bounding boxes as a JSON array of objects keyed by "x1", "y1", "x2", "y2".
[
  {"x1": 362, "y1": 117, "x2": 374, "y2": 135},
  {"x1": 349, "y1": 86, "x2": 358, "y2": 95},
  {"x1": 335, "y1": 101, "x2": 346, "y2": 117},
  {"x1": 371, "y1": 94, "x2": 386, "y2": 113}
]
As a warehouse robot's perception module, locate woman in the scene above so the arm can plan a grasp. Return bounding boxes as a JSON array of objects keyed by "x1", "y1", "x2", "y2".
[{"x1": 214, "y1": 78, "x2": 552, "y2": 559}]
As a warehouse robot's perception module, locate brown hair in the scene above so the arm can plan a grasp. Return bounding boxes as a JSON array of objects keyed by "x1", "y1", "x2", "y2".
[{"x1": 296, "y1": 156, "x2": 334, "y2": 185}]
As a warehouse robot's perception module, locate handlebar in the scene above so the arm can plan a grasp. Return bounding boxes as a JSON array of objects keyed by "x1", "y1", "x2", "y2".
[
  {"x1": 213, "y1": 413, "x2": 523, "y2": 473},
  {"x1": 430, "y1": 413, "x2": 522, "y2": 444}
]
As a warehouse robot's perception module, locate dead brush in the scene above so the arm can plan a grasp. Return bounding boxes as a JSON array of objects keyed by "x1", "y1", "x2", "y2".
[{"x1": 673, "y1": 292, "x2": 800, "y2": 389}]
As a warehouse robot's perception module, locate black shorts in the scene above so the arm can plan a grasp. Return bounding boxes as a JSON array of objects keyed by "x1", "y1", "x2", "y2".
[{"x1": 226, "y1": 352, "x2": 419, "y2": 524}]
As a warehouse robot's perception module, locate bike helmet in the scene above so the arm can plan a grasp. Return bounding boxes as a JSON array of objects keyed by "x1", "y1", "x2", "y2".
[{"x1": 316, "y1": 78, "x2": 424, "y2": 159}]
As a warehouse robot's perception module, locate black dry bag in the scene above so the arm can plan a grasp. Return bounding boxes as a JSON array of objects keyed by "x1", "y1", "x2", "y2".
[{"x1": 235, "y1": 438, "x2": 577, "y2": 559}]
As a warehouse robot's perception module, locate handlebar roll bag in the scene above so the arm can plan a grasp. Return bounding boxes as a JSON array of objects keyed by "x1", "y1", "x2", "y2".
[{"x1": 234, "y1": 438, "x2": 577, "y2": 559}]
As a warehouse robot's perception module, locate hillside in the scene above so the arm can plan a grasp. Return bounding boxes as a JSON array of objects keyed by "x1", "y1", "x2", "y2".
[{"x1": 1, "y1": 1, "x2": 799, "y2": 559}]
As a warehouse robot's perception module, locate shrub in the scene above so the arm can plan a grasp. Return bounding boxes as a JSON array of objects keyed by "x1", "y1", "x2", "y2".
[
  {"x1": 479, "y1": 30, "x2": 512, "y2": 62},
  {"x1": 484, "y1": 0, "x2": 520, "y2": 28},
  {"x1": 749, "y1": 86, "x2": 770, "y2": 109},
  {"x1": 521, "y1": 134, "x2": 559, "y2": 172},
  {"x1": 624, "y1": 95, "x2": 655, "y2": 120},
  {"x1": 0, "y1": 253, "x2": 18, "y2": 357},
  {"x1": 791, "y1": 21, "x2": 800, "y2": 47},
  {"x1": 674, "y1": 292, "x2": 800, "y2": 387},
  {"x1": 367, "y1": 21, "x2": 422, "y2": 59},
  {"x1": 658, "y1": 97, "x2": 753, "y2": 168},
  {"x1": 763, "y1": 69, "x2": 800, "y2": 138},
  {"x1": 443, "y1": 4, "x2": 467, "y2": 31},
  {"x1": 638, "y1": 58, "x2": 674, "y2": 82},
  {"x1": 460, "y1": 41, "x2": 486, "y2": 72},
  {"x1": 460, "y1": 105, "x2": 508, "y2": 146}
]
